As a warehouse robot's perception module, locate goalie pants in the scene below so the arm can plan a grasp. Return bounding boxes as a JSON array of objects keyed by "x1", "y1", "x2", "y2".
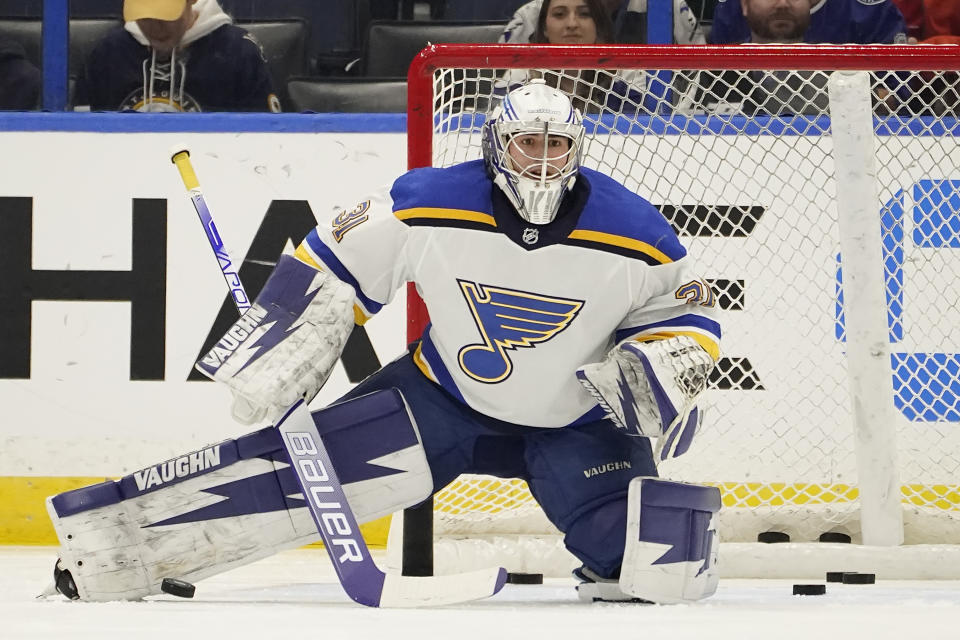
[{"x1": 340, "y1": 349, "x2": 658, "y2": 578}]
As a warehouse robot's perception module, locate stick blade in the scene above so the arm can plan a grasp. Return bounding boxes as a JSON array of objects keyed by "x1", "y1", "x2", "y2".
[{"x1": 378, "y1": 567, "x2": 508, "y2": 608}]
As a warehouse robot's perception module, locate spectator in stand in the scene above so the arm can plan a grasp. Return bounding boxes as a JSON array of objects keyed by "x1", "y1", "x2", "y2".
[
  {"x1": 499, "y1": 0, "x2": 647, "y2": 112},
  {"x1": 897, "y1": 0, "x2": 960, "y2": 41},
  {"x1": 922, "y1": 0, "x2": 960, "y2": 41},
  {"x1": 893, "y1": 0, "x2": 926, "y2": 41},
  {"x1": 501, "y1": 0, "x2": 707, "y2": 45},
  {"x1": 741, "y1": 0, "x2": 811, "y2": 43},
  {"x1": 701, "y1": 0, "x2": 826, "y2": 114},
  {"x1": 532, "y1": 0, "x2": 617, "y2": 44},
  {"x1": 78, "y1": 0, "x2": 280, "y2": 112},
  {"x1": 709, "y1": 0, "x2": 907, "y2": 44},
  {"x1": 0, "y1": 36, "x2": 41, "y2": 110},
  {"x1": 703, "y1": 0, "x2": 908, "y2": 114}
]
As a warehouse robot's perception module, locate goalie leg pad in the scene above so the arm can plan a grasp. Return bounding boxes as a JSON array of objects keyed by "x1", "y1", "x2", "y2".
[
  {"x1": 47, "y1": 388, "x2": 431, "y2": 602},
  {"x1": 618, "y1": 477, "x2": 721, "y2": 604}
]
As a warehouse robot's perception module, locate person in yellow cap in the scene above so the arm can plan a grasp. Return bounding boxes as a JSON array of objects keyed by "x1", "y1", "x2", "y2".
[
  {"x1": 77, "y1": 0, "x2": 281, "y2": 112},
  {"x1": 123, "y1": 0, "x2": 199, "y2": 53},
  {"x1": 124, "y1": 0, "x2": 192, "y2": 21}
]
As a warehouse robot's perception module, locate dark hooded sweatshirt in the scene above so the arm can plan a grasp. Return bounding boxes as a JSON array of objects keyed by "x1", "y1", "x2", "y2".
[
  {"x1": 0, "y1": 37, "x2": 41, "y2": 110},
  {"x1": 78, "y1": 20, "x2": 279, "y2": 112}
]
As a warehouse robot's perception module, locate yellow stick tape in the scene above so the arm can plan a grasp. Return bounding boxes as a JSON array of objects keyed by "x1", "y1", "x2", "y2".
[
  {"x1": 0, "y1": 477, "x2": 392, "y2": 547},
  {"x1": 171, "y1": 152, "x2": 200, "y2": 191}
]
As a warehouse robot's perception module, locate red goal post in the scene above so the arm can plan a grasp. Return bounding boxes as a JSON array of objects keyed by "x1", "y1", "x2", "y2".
[{"x1": 397, "y1": 44, "x2": 960, "y2": 579}]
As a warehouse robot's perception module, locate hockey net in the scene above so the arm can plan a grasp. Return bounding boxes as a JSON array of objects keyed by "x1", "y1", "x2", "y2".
[{"x1": 399, "y1": 45, "x2": 960, "y2": 577}]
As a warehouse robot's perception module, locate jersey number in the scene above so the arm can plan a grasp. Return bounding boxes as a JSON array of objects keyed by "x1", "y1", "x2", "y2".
[
  {"x1": 331, "y1": 200, "x2": 371, "y2": 242},
  {"x1": 675, "y1": 279, "x2": 716, "y2": 308}
]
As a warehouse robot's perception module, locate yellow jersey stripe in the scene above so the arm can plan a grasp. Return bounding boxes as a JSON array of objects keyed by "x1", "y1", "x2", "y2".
[
  {"x1": 413, "y1": 343, "x2": 437, "y2": 381},
  {"x1": 394, "y1": 207, "x2": 497, "y2": 227},
  {"x1": 567, "y1": 229, "x2": 673, "y2": 264},
  {"x1": 294, "y1": 243, "x2": 323, "y2": 269},
  {"x1": 353, "y1": 304, "x2": 370, "y2": 326},
  {"x1": 630, "y1": 330, "x2": 721, "y2": 361}
]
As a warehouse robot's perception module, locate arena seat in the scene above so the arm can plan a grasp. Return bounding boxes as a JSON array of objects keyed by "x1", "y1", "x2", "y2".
[
  {"x1": 0, "y1": 0, "x2": 121, "y2": 18},
  {"x1": 220, "y1": 0, "x2": 359, "y2": 73},
  {"x1": 441, "y1": 0, "x2": 528, "y2": 21},
  {"x1": 361, "y1": 20, "x2": 506, "y2": 77},
  {"x1": 0, "y1": 17, "x2": 119, "y2": 78},
  {"x1": 238, "y1": 20, "x2": 308, "y2": 108},
  {"x1": 286, "y1": 77, "x2": 407, "y2": 113},
  {"x1": 0, "y1": 18, "x2": 42, "y2": 66}
]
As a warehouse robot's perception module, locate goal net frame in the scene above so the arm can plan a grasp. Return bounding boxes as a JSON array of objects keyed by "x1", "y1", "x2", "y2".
[{"x1": 395, "y1": 44, "x2": 960, "y2": 579}]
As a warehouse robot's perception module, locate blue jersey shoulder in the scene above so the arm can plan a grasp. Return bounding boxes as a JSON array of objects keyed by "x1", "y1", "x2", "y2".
[
  {"x1": 576, "y1": 167, "x2": 686, "y2": 262},
  {"x1": 390, "y1": 160, "x2": 493, "y2": 213}
]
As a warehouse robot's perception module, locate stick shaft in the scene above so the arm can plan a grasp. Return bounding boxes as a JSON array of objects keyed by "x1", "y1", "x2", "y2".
[
  {"x1": 171, "y1": 150, "x2": 251, "y2": 313},
  {"x1": 276, "y1": 401, "x2": 387, "y2": 606}
]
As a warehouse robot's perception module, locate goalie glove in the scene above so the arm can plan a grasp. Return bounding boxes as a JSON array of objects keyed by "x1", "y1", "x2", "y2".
[
  {"x1": 196, "y1": 254, "x2": 356, "y2": 425},
  {"x1": 576, "y1": 335, "x2": 715, "y2": 461}
]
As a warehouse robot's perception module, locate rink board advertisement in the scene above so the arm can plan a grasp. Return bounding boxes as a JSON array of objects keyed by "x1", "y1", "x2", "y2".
[
  {"x1": 1, "y1": 117, "x2": 958, "y2": 544},
  {"x1": 0, "y1": 124, "x2": 411, "y2": 544}
]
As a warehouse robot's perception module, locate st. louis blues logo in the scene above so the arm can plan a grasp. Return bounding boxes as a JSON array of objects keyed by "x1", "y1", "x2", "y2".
[{"x1": 457, "y1": 279, "x2": 584, "y2": 383}]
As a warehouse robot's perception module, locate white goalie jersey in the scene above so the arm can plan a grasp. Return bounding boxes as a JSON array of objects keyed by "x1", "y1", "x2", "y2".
[{"x1": 296, "y1": 160, "x2": 721, "y2": 428}]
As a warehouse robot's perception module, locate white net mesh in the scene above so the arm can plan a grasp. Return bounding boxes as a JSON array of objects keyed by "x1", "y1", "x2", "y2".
[{"x1": 412, "y1": 50, "x2": 960, "y2": 550}]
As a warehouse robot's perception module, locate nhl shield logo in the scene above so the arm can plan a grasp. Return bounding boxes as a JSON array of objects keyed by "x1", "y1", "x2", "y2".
[{"x1": 522, "y1": 228, "x2": 540, "y2": 245}]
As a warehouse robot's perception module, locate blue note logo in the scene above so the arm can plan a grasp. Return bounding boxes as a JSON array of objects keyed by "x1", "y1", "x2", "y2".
[{"x1": 457, "y1": 280, "x2": 584, "y2": 383}]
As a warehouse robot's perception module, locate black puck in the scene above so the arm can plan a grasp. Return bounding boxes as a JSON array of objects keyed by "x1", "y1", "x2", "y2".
[
  {"x1": 826, "y1": 571, "x2": 847, "y2": 582},
  {"x1": 819, "y1": 532, "x2": 852, "y2": 543},
  {"x1": 506, "y1": 572, "x2": 544, "y2": 585},
  {"x1": 757, "y1": 531, "x2": 790, "y2": 543},
  {"x1": 841, "y1": 572, "x2": 875, "y2": 584},
  {"x1": 160, "y1": 577, "x2": 196, "y2": 598},
  {"x1": 793, "y1": 584, "x2": 826, "y2": 596}
]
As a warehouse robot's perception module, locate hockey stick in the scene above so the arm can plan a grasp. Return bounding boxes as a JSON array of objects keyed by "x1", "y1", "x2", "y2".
[
  {"x1": 170, "y1": 146, "x2": 507, "y2": 607},
  {"x1": 171, "y1": 149, "x2": 251, "y2": 313}
]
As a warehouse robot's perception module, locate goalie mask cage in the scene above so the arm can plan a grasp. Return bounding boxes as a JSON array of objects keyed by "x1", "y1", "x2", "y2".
[{"x1": 393, "y1": 44, "x2": 960, "y2": 579}]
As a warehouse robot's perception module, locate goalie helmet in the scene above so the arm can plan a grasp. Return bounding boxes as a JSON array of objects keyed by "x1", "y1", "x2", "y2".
[{"x1": 482, "y1": 79, "x2": 585, "y2": 225}]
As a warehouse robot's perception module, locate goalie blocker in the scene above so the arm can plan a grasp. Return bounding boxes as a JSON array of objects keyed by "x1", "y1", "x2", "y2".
[
  {"x1": 46, "y1": 389, "x2": 432, "y2": 601},
  {"x1": 195, "y1": 253, "x2": 356, "y2": 426}
]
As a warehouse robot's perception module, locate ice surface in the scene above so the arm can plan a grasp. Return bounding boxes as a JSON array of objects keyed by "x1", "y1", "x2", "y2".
[{"x1": 4, "y1": 547, "x2": 959, "y2": 640}]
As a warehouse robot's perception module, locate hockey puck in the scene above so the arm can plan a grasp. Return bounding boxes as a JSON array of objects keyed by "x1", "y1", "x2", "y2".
[
  {"x1": 819, "y1": 532, "x2": 852, "y2": 543},
  {"x1": 793, "y1": 584, "x2": 826, "y2": 596},
  {"x1": 160, "y1": 577, "x2": 196, "y2": 598},
  {"x1": 826, "y1": 571, "x2": 847, "y2": 582},
  {"x1": 757, "y1": 531, "x2": 790, "y2": 543},
  {"x1": 506, "y1": 572, "x2": 544, "y2": 585},
  {"x1": 841, "y1": 572, "x2": 875, "y2": 584}
]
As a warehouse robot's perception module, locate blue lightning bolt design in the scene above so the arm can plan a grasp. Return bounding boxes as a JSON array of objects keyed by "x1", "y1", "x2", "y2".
[
  {"x1": 144, "y1": 441, "x2": 416, "y2": 529},
  {"x1": 235, "y1": 268, "x2": 324, "y2": 374},
  {"x1": 615, "y1": 363, "x2": 644, "y2": 434},
  {"x1": 145, "y1": 462, "x2": 305, "y2": 528}
]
